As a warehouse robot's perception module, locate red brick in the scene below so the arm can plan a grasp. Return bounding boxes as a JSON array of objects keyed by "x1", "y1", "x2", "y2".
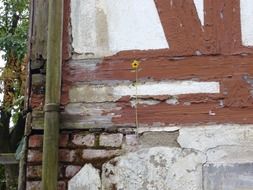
[
  {"x1": 59, "y1": 149, "x2": 76, "y2": 162},
  {"x1": 28, "y1": 149, "x2": 77, "y2": 163},
  {"x1": 27, "y1": 165, "x2": 64, "y2": 179},
  {"x1": 59, "y1": 134, "x2": 69, "y2": 147},
  {"x1": 29, "y1": 135, "x2": 43, "y2": 148},
  {"x1": 27, "y1": 165, "x2": 42, "y2": 178},
  {"x1": 72, "y1": 133, "x2": 95, "y2": 147},
  {"x1": 27, "y1": 150, "x2": 42, "y2": 162},
  {"x1": 26, "y1": 181, "x2": 41, "y2": 190},
  {"x1": 58, "y1": 181, "x2": 66, "y2": 190},
  {"x1": 26, "y1": 181, "x2": 66, "y2": 190},
  {"x1": 65, "y1": 165, "x2": 81, "y2": 178},
  {"x1": 28, "y1": 134, "x2": 69, "y2": 148}
]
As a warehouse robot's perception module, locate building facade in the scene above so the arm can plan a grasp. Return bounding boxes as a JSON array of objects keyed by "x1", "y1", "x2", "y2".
[{"x1": 27, "y1": 0, "x2": 253, "y2": 189}]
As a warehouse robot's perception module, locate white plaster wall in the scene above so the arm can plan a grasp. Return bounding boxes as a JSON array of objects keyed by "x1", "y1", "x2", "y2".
[
  {"x1": 240, "y1": 0, "x2": 253, "y2": 46},
  {"x1": 71, "y1": 0, "x2": 169, "y2": 57},
  {"x1": 178, "y1": 124, "x2": 253, "y2": 152},
  {"x1": 104, "y1": 0, "x2": 169, "y2": 52},
  {"x1": 113, "y1": 81, "x2": 219, "y2": 97},
  {"x1": 69, "y1": 81, "x2": 220, "y2": 103},
  {"x1": 71, "y1": 0, "x2": 97, "y2": 54},
  {"x1": 102, "y1": 147, "x2": 206, "y2": 190}
]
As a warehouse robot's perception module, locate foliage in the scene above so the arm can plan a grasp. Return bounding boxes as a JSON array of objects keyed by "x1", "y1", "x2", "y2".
[
  {"x1": 0, "y1": 0, "x2": 29, "y2": 189},
  {"x1": 0, "y1": 0, "x2": 29, "y2": 60},
  {"x1": 0, "y1": 0, "x2": 29, "y2": 124}
]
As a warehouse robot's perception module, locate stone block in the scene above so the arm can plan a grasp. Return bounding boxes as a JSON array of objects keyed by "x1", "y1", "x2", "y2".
[
  {"x1": 68, "y1": 164, "x2": 101, "y2": 190},
  {"x1": 72, "y1": 133, "x2": 95, "y2": 147},
  {"x1": 140, "y1": 131, "x2": 179, "y2": 147},
  {"x1": 65, "y1": 165, "x2": 82, "y2": 178},
  {"x1": 203, "y1": 163, "x2": 253, "y2": 190},
  {"x1": 99, "y1": 133, "x2": 123, "y2": 147},
  {"x1": 82, "y1": 149, "x2": 121, "y2": 160}
]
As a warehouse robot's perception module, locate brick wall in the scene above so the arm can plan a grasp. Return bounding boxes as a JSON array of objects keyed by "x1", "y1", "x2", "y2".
[{"x1": 26, "y1": 130, "x2": 138, "y2": 189}]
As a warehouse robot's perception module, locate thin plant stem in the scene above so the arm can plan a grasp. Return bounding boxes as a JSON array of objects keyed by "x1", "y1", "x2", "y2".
[{"x1": 135, "y1": 69, "x2": 139, "y2": 129}]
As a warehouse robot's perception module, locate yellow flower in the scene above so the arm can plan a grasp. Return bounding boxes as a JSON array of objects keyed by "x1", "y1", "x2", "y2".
[{"x1": 131, "y1": 60, "x2": 140, "y2": 69}]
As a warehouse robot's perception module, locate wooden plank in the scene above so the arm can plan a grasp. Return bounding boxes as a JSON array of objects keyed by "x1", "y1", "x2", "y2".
[{"x1": 0, "y1": 153, "x2": 18, "y2": 164}]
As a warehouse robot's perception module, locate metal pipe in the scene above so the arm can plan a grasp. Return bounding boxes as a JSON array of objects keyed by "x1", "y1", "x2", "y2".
[{"x1": 42, "y1": 0, "x2": 63, "y2": 189}]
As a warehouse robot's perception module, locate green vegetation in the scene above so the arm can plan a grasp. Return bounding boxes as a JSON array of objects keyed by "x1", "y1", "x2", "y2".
[{"x1": 0, "y1": 0, "x2": 29, "y2": 189}]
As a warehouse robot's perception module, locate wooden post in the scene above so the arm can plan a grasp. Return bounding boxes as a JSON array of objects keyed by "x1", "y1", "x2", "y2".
[{"x1": 41, "y1": 0, "x2": 63, "y2": 189}]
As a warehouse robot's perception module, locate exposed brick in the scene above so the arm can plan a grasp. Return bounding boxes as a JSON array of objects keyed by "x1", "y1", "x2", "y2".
[
  {"x1": 26, "y1": 181, "x2": 66, "y2": 190},
  {"x1": 27, "y1": 150, "x2": 42, "y2": 162},
  {"x1": 59, "y1": 133, "x2": 69, "y2": 147},
  {"x1": 82, "y1": 149, "x2": 121, "y2": 160},
  {"x1": 28, "y1": 149, "x2": 77, "y2": 163},
  {"x1": 58, "y1": 181, "x2": 66, "y2": 190},
  {"x1": 65, "y1": 165, "x2": 81, "y2": 178},
  {"x1": 27, "y1": 165, "x2": 42, "y2": 179},
  {"x1": 59, "y1": 149, "x2": 76, "y2": 162},
  {"x1": 99, "y1": 133, "x2": 123, "y2": 147},
  {"x1": 28, "y1": 134, "x2": 69, "y2": 148},
  {"x1": 29, "y1": 135, "x2": 43, "y2": 148},
  {"x1": 26, "y1": 181, "x2": 41, "y2": 190},
  {"x1": 72, "y1": 133, "x2": 95, "y2": 147}
]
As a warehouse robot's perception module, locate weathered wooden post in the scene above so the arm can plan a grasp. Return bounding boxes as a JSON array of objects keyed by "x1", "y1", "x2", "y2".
[{"x1": 41, "y1": 0, "x2": 63, "y2": 189}]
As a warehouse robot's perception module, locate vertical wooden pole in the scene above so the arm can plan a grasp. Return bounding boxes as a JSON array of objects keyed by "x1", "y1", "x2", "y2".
[{"x1": 42, "y1": 0, "x2": 63, "y2": 189}]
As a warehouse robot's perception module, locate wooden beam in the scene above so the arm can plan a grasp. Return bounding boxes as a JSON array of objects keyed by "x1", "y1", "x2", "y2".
[{"x1": 0, "y1": 153, "x2": 18, "y2": 164}]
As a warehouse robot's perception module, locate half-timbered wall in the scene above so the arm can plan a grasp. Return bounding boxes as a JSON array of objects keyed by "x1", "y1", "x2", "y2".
[{"x1": 27, "y1": 0, "x2": 253, "y2": 189}]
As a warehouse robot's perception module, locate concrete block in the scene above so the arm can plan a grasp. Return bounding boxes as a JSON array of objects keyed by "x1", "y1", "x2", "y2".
[
  {"x1": 140, "y1": 131, "x2": 180, "y2": 148},
  {"x1": 203, "y1": 163, "x2": 253, "y2": 190}
]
